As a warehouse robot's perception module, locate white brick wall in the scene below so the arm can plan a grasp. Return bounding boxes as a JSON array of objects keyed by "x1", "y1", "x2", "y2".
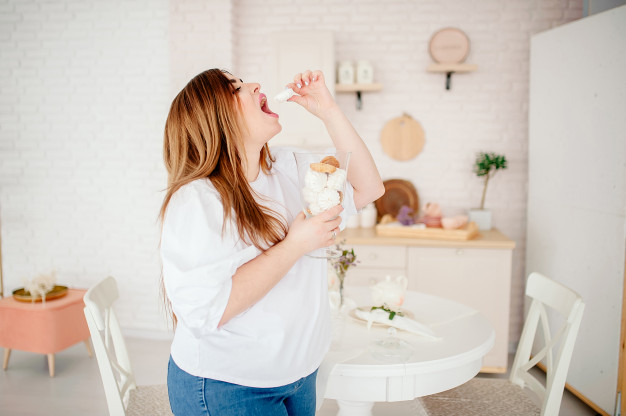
[
  {"x1": 169, "y1": 0, "x2": 233, "y2": 97},
  {"x1": 0, "y1": 0, "x2": 582, "y2": 342},
  {"x1": 0, "y1": 0, "x2": 172, "y2": 332}
]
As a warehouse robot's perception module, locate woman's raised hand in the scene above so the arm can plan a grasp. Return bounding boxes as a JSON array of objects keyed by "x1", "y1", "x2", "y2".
[
  {"x1": 284, "y1": 205, "x2": 343, "y2": 257},
  {"x1": 285, "y1": 70, "x2": 339, "y2": 121}
]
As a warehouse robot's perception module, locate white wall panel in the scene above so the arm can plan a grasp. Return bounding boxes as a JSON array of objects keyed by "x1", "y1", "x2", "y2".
[{"x1": 528, "y1": 6, "x2": 626, "y2": 413}]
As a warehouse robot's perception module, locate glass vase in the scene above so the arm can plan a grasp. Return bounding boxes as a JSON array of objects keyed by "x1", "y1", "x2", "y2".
[{"x1": 338, "y1": 272, "x2": 346, "y2": 307}]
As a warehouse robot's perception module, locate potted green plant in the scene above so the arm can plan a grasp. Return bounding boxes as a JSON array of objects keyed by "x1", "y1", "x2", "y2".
[{"x1": 469, "y1": 152, "x2": 507, "y2": 230}]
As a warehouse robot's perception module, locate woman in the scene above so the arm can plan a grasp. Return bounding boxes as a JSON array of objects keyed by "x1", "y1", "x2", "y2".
[{"x1": 160, "y1": 68, "x2": 384, "y2": 415}]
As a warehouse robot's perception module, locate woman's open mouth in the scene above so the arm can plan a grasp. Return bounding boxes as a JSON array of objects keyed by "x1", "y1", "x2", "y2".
[{"x1": 259, "y1": 94, "x2": 279, "y2": 118}]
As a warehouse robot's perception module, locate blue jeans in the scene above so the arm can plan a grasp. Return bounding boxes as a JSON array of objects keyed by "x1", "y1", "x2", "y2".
[{"x1": 167, "y1": 356, "x2": 318, "y2": 416}]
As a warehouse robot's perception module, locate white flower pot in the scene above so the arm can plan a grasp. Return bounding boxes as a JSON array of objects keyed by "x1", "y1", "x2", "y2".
[{"x1": 468, "y1": 209, "x2": 492, "y2": 230}]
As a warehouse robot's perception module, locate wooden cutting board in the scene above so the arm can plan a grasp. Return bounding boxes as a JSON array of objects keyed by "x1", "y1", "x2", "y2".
[
  {"x1": 375, "y1": 221, "x2": 479, "y2": 241},
  {"x1": 380, "y1": 114, "x2": 425, "y2": 161}
]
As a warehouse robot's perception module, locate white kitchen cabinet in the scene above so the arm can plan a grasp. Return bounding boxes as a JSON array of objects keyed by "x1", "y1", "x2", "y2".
[
  {"x1": 344, "y1": 244, "x2": 408, "y2": 287},
  {"x1": 407, "y1": 246, "x2": 512, "y2": 373},
  {"x1": 341, "y1": 227, "x2": 514, "y2": 373}
]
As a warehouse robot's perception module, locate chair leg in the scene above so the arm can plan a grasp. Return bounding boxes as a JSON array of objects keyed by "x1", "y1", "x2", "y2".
[
  {"x1": 47, "y1": 353, "x2": 55, "y2": 377},
  {"x1": 3, "y1": 348, "x2": 10, "y2": 370},
  {"x1": 83, "y1": 339, "x2": 93, "y2": 358}
]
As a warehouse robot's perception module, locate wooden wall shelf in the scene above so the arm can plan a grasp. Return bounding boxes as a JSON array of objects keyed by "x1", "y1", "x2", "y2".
[
  {"x1": 335, "y1": 83, "x2": 383, "y2": 109},
  {"x1": 427, "y1": 63, "x2": 477, "y2": 90}
]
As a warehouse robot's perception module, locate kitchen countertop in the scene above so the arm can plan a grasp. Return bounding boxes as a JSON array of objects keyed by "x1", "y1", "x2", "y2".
[{"x1": 338, "y1": 227, "x2": 516, "y2": 249}]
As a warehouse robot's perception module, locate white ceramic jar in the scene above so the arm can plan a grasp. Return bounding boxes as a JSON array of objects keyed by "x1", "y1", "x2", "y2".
[
  {"x1": 356, "y1": 60, "x2": 374, "y2": 84},
  {"x1": 337, "y1": 60, "x2": 355, "y2": 84},
  {"x1": 359, "y1": 203, "x2": 378, "y2": 228}
]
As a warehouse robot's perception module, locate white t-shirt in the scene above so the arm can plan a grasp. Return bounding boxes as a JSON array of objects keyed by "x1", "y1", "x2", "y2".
[{"x1": 161, "y1": 147, "x2": 356, "y2": 388}]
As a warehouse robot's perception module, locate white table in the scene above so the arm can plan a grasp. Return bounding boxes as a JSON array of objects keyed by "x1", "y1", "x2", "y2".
[{"x1": 322, "y1": 286, "x2": 495, "y2": 416}]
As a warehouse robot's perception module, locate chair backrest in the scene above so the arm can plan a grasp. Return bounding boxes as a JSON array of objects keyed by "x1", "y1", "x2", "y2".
[
  {"x1": 509, "y1": 272, "x2": 585, "y2": 416},
  {"x1": 84, "y1": 276, "x2": 136, "y2": 416}
]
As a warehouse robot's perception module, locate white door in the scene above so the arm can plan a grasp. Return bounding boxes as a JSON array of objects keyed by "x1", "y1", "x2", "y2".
[
  {"x1": 268, "y1": 31, "x2": 335, "y2": 149},
  {"x1": 527, "y1": 6, "x2": 626, "y2": 414}
]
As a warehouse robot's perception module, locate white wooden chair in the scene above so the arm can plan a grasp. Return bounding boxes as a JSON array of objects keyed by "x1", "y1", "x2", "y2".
[
  {"x1": 83, "y1": 276, "x2": 172, "y2": 416},
  {"x1": 415, "y1": 272, "x2": 585, "y2": 416}
]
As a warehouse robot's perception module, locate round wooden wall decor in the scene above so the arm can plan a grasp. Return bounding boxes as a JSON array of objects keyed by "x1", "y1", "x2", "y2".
[
  {"x1": 429, "y1": 27, "x2": 470, "y2": 64},
  {"x1": 380, "y1": 114, "x2": 425, "y2": 161}
]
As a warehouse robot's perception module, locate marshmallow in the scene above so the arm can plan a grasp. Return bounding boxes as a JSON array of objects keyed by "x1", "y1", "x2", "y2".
[
  {"x1": 300, "y1": 155, "x2": 348, "y2": 216},
  {"x1": 308, "y1": 202, "x2": 322, "y2": 216},
  {"x1": 326, "y1": 168, "x2": 347, "y2": 190},
  {"x1": 302, "y1": 187, "x2": 318, "y2": 204},
  {"x1": 304, "y1": 169, "x2": 327, "y2": 191},
  {"x1": 274, "y1": 88, "x2": 297, "y2": 103},
  {"x1": 316, "y1": 188, "x2": 340, "y2": 211}
]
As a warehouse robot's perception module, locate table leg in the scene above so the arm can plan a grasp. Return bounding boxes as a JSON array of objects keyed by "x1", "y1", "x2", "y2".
[
  {"x1": 83, "y1": 339, "x2": 93, "y2": 357},
  {"x1": 47, "y1": 353, "x2": 55, "y2": 377},
  {"x1": 3, "y1": 348, "x2": 10, "y2": 370},
  {"x1": 336, "y1": 400, "x2": 374, "y2": 416}
]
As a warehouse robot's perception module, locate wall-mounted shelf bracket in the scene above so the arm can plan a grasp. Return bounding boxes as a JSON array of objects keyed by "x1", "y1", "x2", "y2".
[
  {"x1": 335, "y1": 83, "x2": 383, "y2": 110},
  {"x1": 356, "y1": 90, "x2": 363, "y2": 109}
]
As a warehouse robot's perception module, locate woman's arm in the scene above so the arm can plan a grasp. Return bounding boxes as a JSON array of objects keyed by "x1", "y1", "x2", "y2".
[
  {"x1": 163, "y1": 184, "x2": 343, "y2": 332},
  {"x1": 286, "y1": 70, "x2": 385, "y2": 210},
  {"x1": 218, "y1": 205, "x2": 343, "y2": 326}
]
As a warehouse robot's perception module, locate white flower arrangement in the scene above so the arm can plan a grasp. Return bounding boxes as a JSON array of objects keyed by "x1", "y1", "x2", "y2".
[{"x1": 23, "y1": 271, "x2": 57, "y2": 303}]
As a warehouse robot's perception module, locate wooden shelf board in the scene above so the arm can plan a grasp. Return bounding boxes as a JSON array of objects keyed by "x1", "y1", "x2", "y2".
[
  {"x1": 335, "y1": 83, "x2": 383, "y2": 92},
  {"x1": 427, "y1": 63, "x2": 477, "y2": 73}
]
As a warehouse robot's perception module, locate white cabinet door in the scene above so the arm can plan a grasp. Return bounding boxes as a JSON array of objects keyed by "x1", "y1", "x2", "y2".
[
  {"x1": 345, "y1": 244, "x2": 407, "y2": 287},
  {"x1": 408, "y1": 246, "x2": 512, "y2": 372},
  {"x1": 268, "y1": 31, "x2": 335, "y2": 148}
]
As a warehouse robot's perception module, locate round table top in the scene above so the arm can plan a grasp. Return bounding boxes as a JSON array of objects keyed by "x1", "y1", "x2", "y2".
[{"x1": 323, "y1": 286, "x2": 495, "y2": 401}]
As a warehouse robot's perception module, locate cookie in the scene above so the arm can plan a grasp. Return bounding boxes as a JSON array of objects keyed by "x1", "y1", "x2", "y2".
[
  {"x1": 320, "y1": 156, "x2": 340, "y2": 169},
  {"x1": 310, "y1": 162, "x2": 337, "y2": 174},
  {"x1": 380, "y1": 214, "x2": 395, "y2": 225}
]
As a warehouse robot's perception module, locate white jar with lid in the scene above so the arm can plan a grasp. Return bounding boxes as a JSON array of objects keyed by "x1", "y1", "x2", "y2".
[
  {"x1": 337, "y1": 60, "x2": 355, "y2": 84},
  {"x1": 356, "y1": 60, "x2": 374, "y2": 84},
  {"x1": 359, "y1": 203, "x2": 378, "y2": 228}
]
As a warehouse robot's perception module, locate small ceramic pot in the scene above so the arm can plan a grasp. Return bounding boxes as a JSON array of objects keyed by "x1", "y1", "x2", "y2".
[
  {"x1": 337, "y1": 60, "x2": 355, "y2": 84},
  {"x1": 356, "y1": 60, "x2": 374, "y2": 84},
  {"x1": 360, "y1": 203, "x2": 378, "y2": 228},
  {"x1": 468, "y1": 209, "x2": 492, "y2": 230}
]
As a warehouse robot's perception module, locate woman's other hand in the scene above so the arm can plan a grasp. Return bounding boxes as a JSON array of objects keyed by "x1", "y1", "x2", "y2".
[
  {"x1": 285, "y1": 70, "x2": 339, "y2": 121},
  {"x1": 284, "y1": 204, "x2": 343, "y2": 257}
]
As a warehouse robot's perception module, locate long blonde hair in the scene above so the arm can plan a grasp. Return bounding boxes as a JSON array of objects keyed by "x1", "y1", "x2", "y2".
[
  {"x1": 159, "y1": 69, "x2": 287, "y2": 248},
  {"x1": 158, "y1": 69, "x2": 287, "y2": 328}
]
